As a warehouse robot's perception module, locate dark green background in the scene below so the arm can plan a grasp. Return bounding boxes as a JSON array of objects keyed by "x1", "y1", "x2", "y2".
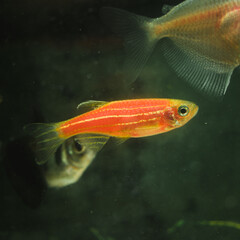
[{"x1": 1, "y1": 0, "x2": 240, "y2": 239}]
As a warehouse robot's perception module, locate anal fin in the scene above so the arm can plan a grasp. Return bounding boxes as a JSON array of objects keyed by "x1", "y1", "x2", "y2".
[
  {"x1": 73, "y1": 134, "x2": 110, "y2": 153},
  {"x1": 161, "y1": 38, "x2": 234, "y2": 98},
  {"x1": 112, "y1": 137, "x2": 129, "y2": 145}
]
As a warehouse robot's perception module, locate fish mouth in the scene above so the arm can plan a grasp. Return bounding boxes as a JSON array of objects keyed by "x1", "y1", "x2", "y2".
[
  {"x1": 191, "y1": 104, "x2": 199, "y2": 118},
  {"x1": 180, "y1": 101, "x2": 199, "y2": 125},
  {"x1": 184, "y1": 100, "x2": 199, "y2": 118}
]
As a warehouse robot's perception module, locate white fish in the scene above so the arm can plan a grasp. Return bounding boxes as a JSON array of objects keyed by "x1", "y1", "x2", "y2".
[{"x1": 100, "y1": 0, "x2": 240, "y2": 97}]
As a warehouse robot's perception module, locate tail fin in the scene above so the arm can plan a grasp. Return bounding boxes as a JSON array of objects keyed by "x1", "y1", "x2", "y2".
[
  {"x1": 100, "y1": 7, "x2": 158, "y2": 82},
  {"x1": 24, "y1": 123, "x2": 64, "y2": 165}
]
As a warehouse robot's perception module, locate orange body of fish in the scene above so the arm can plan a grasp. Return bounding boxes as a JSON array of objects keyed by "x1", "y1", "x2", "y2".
[
  {"x1": 101, "y1": 0, "x2": 240, "y2": 97},
  {"x1": 25, "y1": 99, "x2": 198, "y2": 164}
]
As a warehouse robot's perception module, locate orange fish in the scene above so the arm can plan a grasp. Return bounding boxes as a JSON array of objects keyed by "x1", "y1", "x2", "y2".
[
  {"x1": 25, "y1": 99, "x2": 198, "y2": 164},
  {"x1": 100, "y1": 0, "x2": 240, "y2": 97}
]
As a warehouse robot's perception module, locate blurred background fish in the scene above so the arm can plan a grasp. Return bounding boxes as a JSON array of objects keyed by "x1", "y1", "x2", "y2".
[
  {"x1": 101, "y1": 0, "x2": 240, "y2": 97},
  {"x1": 4, "y1": 133, "x2": 102, "y2": 208},
  {"x1": 25, "y1": 98, "x2": 198, "y2": 165},
  {"x1": 44, "y1": 134, "x2": 102, "y2": 188}
]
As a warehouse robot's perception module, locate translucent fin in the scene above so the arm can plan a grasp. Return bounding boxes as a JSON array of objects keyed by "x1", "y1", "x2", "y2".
[
  {"x1": 100, "y1": 7, "x2": 158, "y2": 82},
  {"x1": 112, "y1": 137, "x2": 129, "y2": 145},
  {"x1": 73, "y1": 134, "x2": 110, "y2": 153},
  {"x1": 77, "y1": 100, "x2": 108, "y2": 113},
  {"x1": 24, "y1": 123, "x2": 64, "y2": 165},
  {"x1": 162, "y1": 4, "x2": 174, "y2": 15},
  {"x1": 161, "y1": 38, "x2": 234, "y2": 98}
]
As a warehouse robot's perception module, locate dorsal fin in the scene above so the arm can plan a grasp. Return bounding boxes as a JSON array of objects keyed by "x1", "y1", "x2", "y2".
[{"x1": 77, "y1": 100, "x2": 108, "y2": 113}]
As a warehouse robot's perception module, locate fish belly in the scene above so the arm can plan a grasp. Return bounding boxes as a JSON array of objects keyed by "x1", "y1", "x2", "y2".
[{"x1": 162, "y1": 1, "x2": 240, "y2": 66}]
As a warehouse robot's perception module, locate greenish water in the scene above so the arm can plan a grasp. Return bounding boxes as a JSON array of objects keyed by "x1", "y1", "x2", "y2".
[{"x1": 1, "y1": 0, "x2": 240, "y2": 239}]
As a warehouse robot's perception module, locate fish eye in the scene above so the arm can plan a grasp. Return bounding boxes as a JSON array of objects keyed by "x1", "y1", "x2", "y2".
[
  {"x1": 178, "y1": 105, "x2": 189, "y2": 117},
  {"x1": 73, "y1": 138, "x2": 85, "y2": 153}
]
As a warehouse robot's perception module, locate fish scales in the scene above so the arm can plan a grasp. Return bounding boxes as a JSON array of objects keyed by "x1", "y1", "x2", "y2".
[
  {"x1": 100, "y1": 0, "x2": 240, "y2": 96},
  {"x1": 25, "y1": 98, "x2": 198, "y2": 164},
  {"x1": 155, "y1": 0, "x2": 240, "y2": 65},
  {"x1": 59, "y1": 99, "x2": 171, "y2": 138}
]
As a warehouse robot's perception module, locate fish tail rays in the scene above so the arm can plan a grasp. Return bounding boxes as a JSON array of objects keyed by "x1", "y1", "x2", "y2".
[
  {"x1": 24, "y1": 123, "x2": 64, "y2": 165},
  {"x1": 100, "y1": 7, "x2": 160, "y2": 83},
  {"x1": 24, "y1": 122, "x2": 111, "y2": 165},
  {"x1": 100, "y1": 3, "x2": 238, "y2": 98}
]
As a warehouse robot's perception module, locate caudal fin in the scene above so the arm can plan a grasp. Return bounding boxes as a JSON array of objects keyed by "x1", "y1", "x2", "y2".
[
  {"x1": 24, "y1": 123, "x2": 64, "y2": 165},
  {"x1": 100, "y1": 7, "x2": 158, "y2": 82}
]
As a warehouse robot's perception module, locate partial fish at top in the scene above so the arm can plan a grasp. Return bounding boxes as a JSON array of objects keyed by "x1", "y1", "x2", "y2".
[{"x1": 100, "y1": 0, "x2": 240, "y2": 97}]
